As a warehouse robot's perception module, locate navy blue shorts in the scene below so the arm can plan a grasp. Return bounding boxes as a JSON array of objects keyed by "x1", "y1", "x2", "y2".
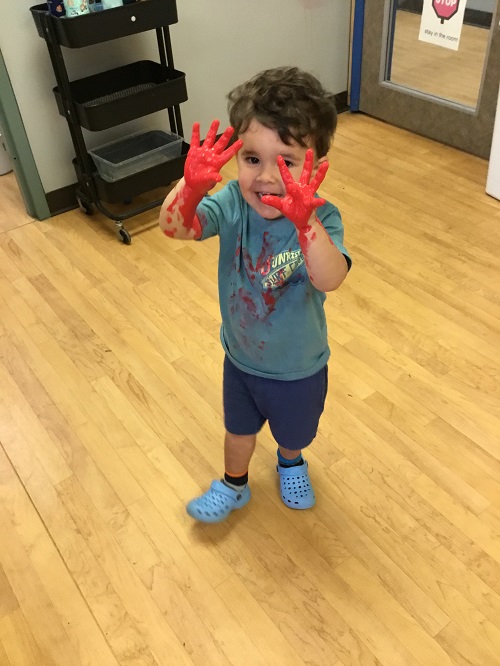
[{"x1": 223, "y1": 356, "x2": 328, "y2": 450}]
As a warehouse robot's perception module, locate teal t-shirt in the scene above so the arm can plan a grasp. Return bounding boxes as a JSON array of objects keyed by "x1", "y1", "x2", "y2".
[{"x1": 197, "y1": 180, "x2": 351, "y2": 380}]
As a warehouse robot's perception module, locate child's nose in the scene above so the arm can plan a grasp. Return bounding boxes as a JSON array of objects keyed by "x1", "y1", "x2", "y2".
[{"x1": 258, "y1": 162, "x2": 280, "y2": 182}]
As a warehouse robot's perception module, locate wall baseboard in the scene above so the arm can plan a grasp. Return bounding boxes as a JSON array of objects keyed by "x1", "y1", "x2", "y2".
[
  {"x1": 46, "y1": 182, "x2": 78, "y2": 216},
  {"x1": 335, "y1": 90, "x2": 349, "y2": 113}
]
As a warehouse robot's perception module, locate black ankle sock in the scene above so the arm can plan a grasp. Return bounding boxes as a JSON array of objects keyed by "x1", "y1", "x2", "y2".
[{"x1": 224, "y1": 471, "x2": 248, "y2": 487}]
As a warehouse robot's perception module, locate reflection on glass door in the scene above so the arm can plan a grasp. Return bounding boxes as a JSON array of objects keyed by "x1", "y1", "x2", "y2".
[{"x1": 386, "y1": 0, "x2": 494, "y2": 108}]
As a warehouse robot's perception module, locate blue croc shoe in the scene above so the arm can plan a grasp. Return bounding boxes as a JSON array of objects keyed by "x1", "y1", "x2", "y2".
[
  {"x1": 277, "y1": 461, "x2": 316, "y2": 509},
  {"x1": 186, "y1": 480, "x2": 251, "y2": 523}
]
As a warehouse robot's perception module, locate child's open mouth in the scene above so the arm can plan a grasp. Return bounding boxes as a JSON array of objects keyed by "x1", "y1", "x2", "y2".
[{"x1": 257, "y1": 192, "x2": 283, "y2": 200}]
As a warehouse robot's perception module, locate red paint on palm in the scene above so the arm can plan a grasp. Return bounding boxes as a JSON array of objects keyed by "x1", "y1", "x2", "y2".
[
  {"x1": 261, "y1": 149, "x2": 328, "y2": 229},
  {"x1": 164, "y1": 120, "x2": 242, "y2": 238},
  {"x1": 184, "y1": 120, "x2": 243, "y2": 196}
]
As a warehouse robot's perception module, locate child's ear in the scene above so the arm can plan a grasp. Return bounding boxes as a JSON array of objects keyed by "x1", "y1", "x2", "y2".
[{"x1": 312, "y1": 155, "x2": 328, "y2": 175}]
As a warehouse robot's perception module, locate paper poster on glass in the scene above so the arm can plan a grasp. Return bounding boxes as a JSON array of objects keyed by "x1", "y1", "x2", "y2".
[{"x1": 418, "y1": 0, "x2": 468, "y2": 51}]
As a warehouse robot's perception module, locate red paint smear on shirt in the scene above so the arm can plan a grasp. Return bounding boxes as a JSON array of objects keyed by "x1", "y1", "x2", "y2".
[
  {"x1": 238, "y1": 288, "x2": 257, "y2": 315},
  {"x1": 255, "y1": 232, "x2": 270, "y2": 274},
  {"x1": 243, "y1": 232, "x2": 271, "y2": 275},
  {"x1": 262, "y1": 289, "x2": 277, "y2": 313}
]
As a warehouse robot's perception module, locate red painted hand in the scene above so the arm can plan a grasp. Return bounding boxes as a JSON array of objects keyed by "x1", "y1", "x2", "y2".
[
  {"x1": 184, "y1": 119, "x2": 243, "y2": 196},
  {"x1": 261, "y1": 149, "x2": 329, "y2": 230}
]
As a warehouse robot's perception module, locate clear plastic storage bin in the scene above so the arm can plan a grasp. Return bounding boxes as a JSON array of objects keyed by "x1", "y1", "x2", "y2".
[{"x1": 89, "y1": 129, "x2": 183, "y2": 181}]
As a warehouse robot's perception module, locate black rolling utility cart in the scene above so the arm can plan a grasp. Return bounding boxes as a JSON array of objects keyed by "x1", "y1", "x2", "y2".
[{"x1": 30, "y1": 0, "x2": 189, "y2": 244}]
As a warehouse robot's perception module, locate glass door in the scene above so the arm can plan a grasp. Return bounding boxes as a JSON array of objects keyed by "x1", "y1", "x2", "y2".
[{"x1": 356, "y1": 0, "x2": 500, "y2": 158}]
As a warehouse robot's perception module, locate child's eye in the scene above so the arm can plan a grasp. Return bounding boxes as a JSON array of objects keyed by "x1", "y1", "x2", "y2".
[
  {"x1": 284, "y1": 160, "x2": 293, "y2": 168},
  {"x1": 246, "y1": 156, "x2": 260, "y2": 165}
]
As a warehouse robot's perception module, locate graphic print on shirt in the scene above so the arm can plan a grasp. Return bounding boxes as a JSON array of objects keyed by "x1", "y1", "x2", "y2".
[
  {"x1": 260, "y1": 249, "x2": 305, "y2": 290},
  {"x1": 231, "y1": 237, "x2": 307, "y2": 328}
]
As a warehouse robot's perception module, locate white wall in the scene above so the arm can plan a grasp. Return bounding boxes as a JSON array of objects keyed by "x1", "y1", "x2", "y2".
[
  {"x1": 1, "y1": 0, "x2": 350, "y2": 193},
  {"x1": 172, "y1": 0, "x2": 351, "y2": 137}
]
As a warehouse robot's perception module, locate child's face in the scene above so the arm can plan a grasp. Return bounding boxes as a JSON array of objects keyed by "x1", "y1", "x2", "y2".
[{"x1": 236, "y1": 119, "x2": 325, "y2": 220}]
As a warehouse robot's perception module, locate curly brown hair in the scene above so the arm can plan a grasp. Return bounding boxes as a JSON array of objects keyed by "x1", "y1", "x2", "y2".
[{"x1": 227, "y1": 66, "x2": 337, "y2": 158}]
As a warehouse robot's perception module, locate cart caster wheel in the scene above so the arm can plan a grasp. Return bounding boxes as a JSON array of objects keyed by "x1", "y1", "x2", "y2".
[
  {"x1": 77, "y1": 197, "x2": 94, "y2": 216},
  {"x1": 117, "y1": 228, "x2": 132, "y2": 245}
]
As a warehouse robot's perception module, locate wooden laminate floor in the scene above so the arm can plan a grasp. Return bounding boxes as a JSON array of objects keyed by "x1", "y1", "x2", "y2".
[
  {"x1": 0, "y1": 113, "x2": 500, "y2": 665},
  {"x1": 0, "y1": 171, "x2": 33, "y2": 234}
]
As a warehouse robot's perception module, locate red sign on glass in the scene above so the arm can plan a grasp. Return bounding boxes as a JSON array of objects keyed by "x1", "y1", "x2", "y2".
[{"x1": 432, "y1": 0, "x2": 460, "y2": 24}]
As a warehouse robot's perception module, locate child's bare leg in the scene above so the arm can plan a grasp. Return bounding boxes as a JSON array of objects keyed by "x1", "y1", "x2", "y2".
[
  {"x1": 224, "y1": 432, "x2": 256, "y2": 476},
  {"x1": 277, "y1": 446, "x2": 302, "y2": 462}
]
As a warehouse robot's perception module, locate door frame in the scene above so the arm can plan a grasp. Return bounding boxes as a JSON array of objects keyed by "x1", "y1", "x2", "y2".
[
  {"x1": 350, "y1": 0, "x2": 365, "y2": 111},
  {"x1": 0, "y1": 49, "x2": 50, "y2": 220},
  {"x1": 350, "y1": 0, "x2": 500, "y2": 158}
]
